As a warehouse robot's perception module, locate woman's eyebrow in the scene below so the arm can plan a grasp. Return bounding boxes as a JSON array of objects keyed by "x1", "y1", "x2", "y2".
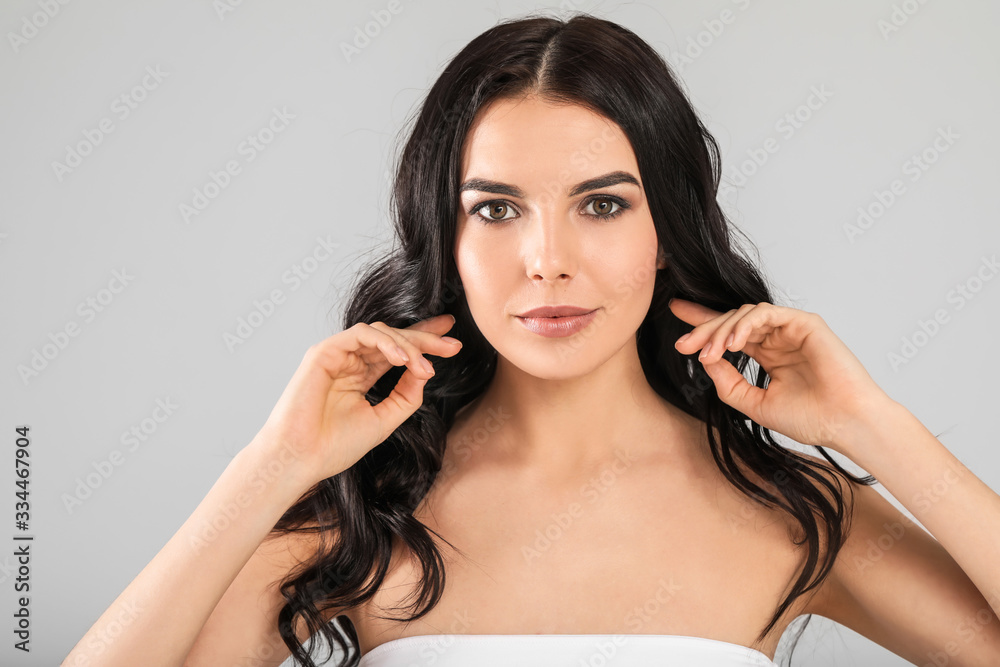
[{"x1": 458, "y1": 170, "x2": 640, "y2": 198}]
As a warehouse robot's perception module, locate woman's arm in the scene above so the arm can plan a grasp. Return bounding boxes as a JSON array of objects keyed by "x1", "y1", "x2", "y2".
[
  {"x1": 810, "y1": 397, "x2": 1000, "y2": 664},
  {"x1": 183, "y1": 514, "x2": 343, "y2": 667},
  {"x1": 669, "y1": 299, "x2": 1000, "y2": 662},
  {"x1": 838, "y1": 397, "x2": 1000, "y2": 620},
  {"x1": 61, "y1": 314, "x2": 460, "y2": 667},
  {"x1": 61, "y1": 437, "x2": 317, "y2": 667}
]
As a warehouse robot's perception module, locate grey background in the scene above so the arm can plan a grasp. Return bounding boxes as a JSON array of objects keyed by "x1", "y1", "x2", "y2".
[{"x1": 1, "y1": 0, "x2": 997, "y2": 665}]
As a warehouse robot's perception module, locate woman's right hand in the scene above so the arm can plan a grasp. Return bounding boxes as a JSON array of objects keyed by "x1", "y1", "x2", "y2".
[{"x1": 250, "y1": 313, "x2": 463, "y2": 488}]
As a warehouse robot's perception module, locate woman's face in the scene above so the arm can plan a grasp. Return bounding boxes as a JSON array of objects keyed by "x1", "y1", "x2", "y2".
[{"x1": 454, "y1": 95, "x2": 666, "y2": 379}]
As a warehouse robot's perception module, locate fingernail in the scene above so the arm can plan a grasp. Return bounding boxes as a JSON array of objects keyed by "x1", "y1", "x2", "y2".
[
  {"x1": 676, "y1": 333, "x2": 691, "y2": 344},
  {"x1": 725, "y1": 333, "x2": 734, "y2": 349},
  {"x1": 441, "y1": 336, "x2": 462, "y2": 345},
  {"x1": 699, "y1": 341, "x2": 712, "y2": 359},
  {"x1": 420, "y1": 357, "x2": 434, "y2": 374},
  {"x1": 395, "y1": 345, "x2": 409, "y2": 361}
]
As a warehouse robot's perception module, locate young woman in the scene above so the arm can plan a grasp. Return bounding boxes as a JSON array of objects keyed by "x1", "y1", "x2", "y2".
[{"x1": 63, "y1": 12, "x2": 1000, "y2": 667}]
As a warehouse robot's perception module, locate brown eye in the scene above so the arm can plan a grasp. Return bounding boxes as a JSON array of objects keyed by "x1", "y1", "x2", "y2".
[
  {"x1": 591, "y1": 198, "x2": 614, "y2": 215},
  {"x1": 485, "y1": 203, "x2": 509, "y2": 220},
  {"x1": 583, "y1": 195, "x2": 628, "y2": 220},
  {"x1": 470, "y1": 200, "x2": 517, "y2": 224}
]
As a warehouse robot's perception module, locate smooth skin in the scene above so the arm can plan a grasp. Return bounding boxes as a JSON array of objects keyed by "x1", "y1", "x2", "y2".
[{"x1": 450, "y1": 94, "x2": 675, "y2": 479}]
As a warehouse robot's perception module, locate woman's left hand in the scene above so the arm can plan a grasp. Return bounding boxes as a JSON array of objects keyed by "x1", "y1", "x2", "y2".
[{"x1": 669, "y1": 298, "x2": 893, "y2": 455}]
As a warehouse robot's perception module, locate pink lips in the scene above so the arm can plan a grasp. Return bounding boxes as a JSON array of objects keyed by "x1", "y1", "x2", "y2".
[{"x1": 515, "y1": 305, "x2": 599, "y2": 338}]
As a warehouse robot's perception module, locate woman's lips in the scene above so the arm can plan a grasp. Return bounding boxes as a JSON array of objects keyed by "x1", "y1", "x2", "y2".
[{"x1": 516, "y1": 309, "x2": 598, "y2": 338}]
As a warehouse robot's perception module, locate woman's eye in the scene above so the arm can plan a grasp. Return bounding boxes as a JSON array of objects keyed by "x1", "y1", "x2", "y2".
[
  {"x1": 468, "y1": 195, "x2": 630, "y2": 225},
  {"x1": 473, "y1": 201, "x2": 516, "y2": 223},
  {"x1": 585, "y1": 196, "x2": 622, "y2": 218}
]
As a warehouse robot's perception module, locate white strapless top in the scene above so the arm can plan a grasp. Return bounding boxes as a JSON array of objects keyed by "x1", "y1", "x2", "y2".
[{"x1": 357, "y1": 633, "x2": 779, "y2": 666}]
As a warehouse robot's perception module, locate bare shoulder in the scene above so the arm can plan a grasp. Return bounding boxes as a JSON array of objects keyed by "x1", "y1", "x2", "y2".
[
  {"x1": 784, "y1": 449, "x2": 862, "y2": 618},
  {"x1": 703, "y1": 443, "x2": 858, "y2": 619},
  {"x1": 184, "y1": 522, "x2": 349, "y2": 666}
]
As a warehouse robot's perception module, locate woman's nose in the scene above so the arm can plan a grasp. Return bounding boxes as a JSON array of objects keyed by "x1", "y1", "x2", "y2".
[{"x1": 524, "y1": 212, "x2": 579, "y2": 282}]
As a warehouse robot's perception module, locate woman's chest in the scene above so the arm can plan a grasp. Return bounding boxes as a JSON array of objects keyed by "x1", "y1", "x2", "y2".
[{"x1": 349, "y1": 463, "x2": 809, "y2": 657}]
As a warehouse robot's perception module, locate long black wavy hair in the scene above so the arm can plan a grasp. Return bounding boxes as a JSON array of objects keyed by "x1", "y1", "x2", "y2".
[{"x1": 269, "y1": 11, "x2": 877, "y2": 667}]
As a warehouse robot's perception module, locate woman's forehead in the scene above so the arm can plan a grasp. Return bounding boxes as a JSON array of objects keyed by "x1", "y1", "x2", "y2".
[{"x1": 460, "y1": 97, "x2": 639, "y2": 191}]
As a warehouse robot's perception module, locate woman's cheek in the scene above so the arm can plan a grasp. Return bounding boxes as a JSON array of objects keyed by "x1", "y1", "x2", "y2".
[{"x1": 456, "y1": 236, "x2": 508, "y2": 317}]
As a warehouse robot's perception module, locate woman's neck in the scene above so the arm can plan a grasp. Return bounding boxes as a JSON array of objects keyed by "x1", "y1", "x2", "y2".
[{"x1": 447, "y1": 347, "x2": 706, "y2": 484}]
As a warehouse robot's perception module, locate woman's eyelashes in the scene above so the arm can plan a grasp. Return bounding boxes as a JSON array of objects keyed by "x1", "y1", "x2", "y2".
[{"x1": 467, "y1": 195, "x2": 632, "y2": 225}]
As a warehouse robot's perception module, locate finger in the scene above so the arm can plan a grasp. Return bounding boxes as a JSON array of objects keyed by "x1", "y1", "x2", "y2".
[
  {"x1": 673, "y1": 306, "x2": 742, "y2": 357},
  {"x1": 367, "y1": 322, "x2": 439, "y2": 378},
  {"x1": 725, "y1": 307, "x2": 780, "y2": 353},
  {"x1": 697, "y1": 303, "x2": 803, "y2": 364},
  {"x1": 668, "y1": 298, "x2": 724, "y2": 326},
  {"x1": 699, "y1": 303, "x2": 758, "y2": 363},
  {"x1": 404, "y1": 313, "x2": 457, "y2": 333},
  {"x1": 320, "y1": 323, "x2": 414, "y2": 380},
  {"x1": 701, "y1": 356, "x2": 766, "y2": 421},
  {"x1": 393, "y1": 317, "x2": 464, "y2": 358},
  {"x1": 369, "y1": 321, "x2": 462, "y2": 378},
  {"x1": 370, "y1": 363, "x2": 432, "y2": 439},
  {"x1": 674, "y1": 302, "x2": 786, "y2": 359},
  {"x1": 402, "y1": 315, "x2": 463, "y2": 356}
]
